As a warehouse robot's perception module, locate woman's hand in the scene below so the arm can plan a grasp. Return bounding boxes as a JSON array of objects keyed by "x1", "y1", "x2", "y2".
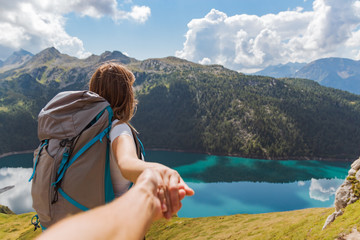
[
  {"x1": 113, "y1": 134, "x2": 195, "y2": 219},
  {"x1": 149, "y1": 165, "x2": 194, "y2": 219}
]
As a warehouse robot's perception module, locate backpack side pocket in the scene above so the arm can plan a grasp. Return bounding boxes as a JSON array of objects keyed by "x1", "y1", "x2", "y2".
[{"x1": 31, "y1": 145, "x2": 55, "y2": 226}]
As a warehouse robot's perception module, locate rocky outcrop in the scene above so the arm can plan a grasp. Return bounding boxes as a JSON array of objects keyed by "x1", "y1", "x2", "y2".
[
  {"x1": 0, "y1": 204, "x2": 15, "y2": 214},
  {"x1": 323, "y1": 158, "x2": 360, "y2": 229}
]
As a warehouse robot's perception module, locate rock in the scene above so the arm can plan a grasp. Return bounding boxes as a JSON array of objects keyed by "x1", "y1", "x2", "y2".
[
  {"x1": 356, "y1": 170, "x2": 360, "y2": 181},
  {"x1": 323, "y1": 158, "x2": 360, "y2": 229},
  {"x1": 334, "y1": 182, "x2": 352, "y2": 211},
  {"x1": 351, "y1": 158, "x2": 360, "y2": 171},
  {"x1": 343, "y1": 228, "x2": 360, "y2": 240},
  {"x1": 348, "y1": 168, "x2": 356, "y2": 176},
  {"x1": 349, "y1": 196, "x2": 358, "y2": 204},
  {"x1": 323, "y1": 210, "x2": 343, "y2": 229},
  {"x1": 0, "y1": 205, "x2": 15, "y2": 214}
]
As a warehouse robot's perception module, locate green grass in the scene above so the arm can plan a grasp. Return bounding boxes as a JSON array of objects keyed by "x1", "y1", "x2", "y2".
[
  {"x1": 147, "y1": 202, "x2": 360, "y2": 240},
  {"x1": 2, "y1": 202, "x2": 360, "y2": 239},
  {"x1": 0, "y1": 212, "x2": 41, "y2": 240}
]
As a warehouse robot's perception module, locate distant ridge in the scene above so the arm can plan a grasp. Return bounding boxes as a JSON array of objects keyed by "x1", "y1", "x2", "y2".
[
  {"x1": 0, "y1": 49, "x2": 33, "y2": 71},
  {"x1": 25, "y1": 47, "x2": 79, "y2": 67},
  {"x1": 254, "y1": 57, "x2": 360, "y2": 94},
  {"x1": 294, "y1": 57, "x2": 360, "y2": 94},
  {"x1": 98, "y1": 50, "x2": 137, "y2": 64},
  {"x1": 3, "y1": 49, "x2": 33, "y2": 66},
  {"x1": 254, "y1": 62, "x2": 306, "y2": 78}
]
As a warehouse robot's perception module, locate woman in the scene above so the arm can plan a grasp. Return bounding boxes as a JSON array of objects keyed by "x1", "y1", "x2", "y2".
[{"x1": 89, "y1": 62, "x2": 194, "y2": 218}]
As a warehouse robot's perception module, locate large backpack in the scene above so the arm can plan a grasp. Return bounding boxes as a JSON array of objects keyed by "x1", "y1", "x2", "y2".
[{"x1": 29, "y1": 90, "x2": 143, "y2": 230}]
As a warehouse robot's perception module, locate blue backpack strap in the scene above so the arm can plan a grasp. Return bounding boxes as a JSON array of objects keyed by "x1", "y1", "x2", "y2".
[
  {"x1": 28, "y1": 140, "x2": 49, "y2": 182},
  {"x1": 53, "y1": 106, "x2": 113, "y2": 186},
  {"x1": 137, "y1": 136, "x2": 146, "y2": 157},
  {"x1": 98, "y1": 105, "x2": 113, "y2": 123},
  {"x1": 40, "y1": 224, "x2": 47, "y2": 231},
  {"x1": 58, "y1": 188, "x2": 89, "y2": 211},
  {"x1": 55, "y1": 144, "x2": 113, "y2": 210},
  {"x1": 53, "y1": 106, "x2": 114, "y2": 210},
  {"x1": 56, "y1": 150, "x2": 70, "y2": 177},
  {"x1": 104, "y1": 105, "x2": 114, "y2": 203},
  {"x1": 104, "y1": 140, "x2": 114, "y2": 203}
]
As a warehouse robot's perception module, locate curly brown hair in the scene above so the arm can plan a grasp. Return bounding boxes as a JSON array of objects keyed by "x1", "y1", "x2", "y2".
[{"x1": 89, "y1": 63, "x2": 137, "y2": 124}]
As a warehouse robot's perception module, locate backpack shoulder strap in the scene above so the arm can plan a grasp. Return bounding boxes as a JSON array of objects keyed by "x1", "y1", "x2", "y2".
[{"x1": 127, "y1": 124, "x2": 144, "y2": 160}]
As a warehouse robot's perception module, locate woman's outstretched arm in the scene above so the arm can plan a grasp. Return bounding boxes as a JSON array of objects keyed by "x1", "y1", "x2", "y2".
[{"x1": 112, "y1": 134, "x2": 194, "y2": 219}]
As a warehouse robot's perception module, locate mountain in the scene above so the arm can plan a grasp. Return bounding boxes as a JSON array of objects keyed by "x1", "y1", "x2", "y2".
[
  {"x1": 294, "y1": 57, "x2": 360, "y2": 94},
  {"x1": 0, "y1": 49, "x2": 33, "y2": 72},
  {"x1": 0, "y1": 60, "x2": 3, "y2": 68},
  {"x1": 131, "y1": 65, "x2": 360, "y2": 160},
  {"x1": 99, "y1": 50, "x2": 137, "y2": 64},
  {"x1": 1, "y1": 48, "x2": 360, "y2": 160},
  {"x1": 3, "y1": 49, "x2": 33, "y2": 65},
  {"x1": 254, "y1": 58, "x2": 360, "y2": 95},
  {"x1": 254, "y1": 62, "x2": 306, "y2": 78}
]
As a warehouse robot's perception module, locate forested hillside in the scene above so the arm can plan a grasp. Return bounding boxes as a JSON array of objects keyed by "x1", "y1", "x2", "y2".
[
  {"x1": 1, "y1": 48, "x2": 360, "y2": 160},
  {"x1": 131, "y1": 59, "x2": 360, "y2": 160}
]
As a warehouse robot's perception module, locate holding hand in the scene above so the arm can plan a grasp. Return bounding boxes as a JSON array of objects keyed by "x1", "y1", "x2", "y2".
[{"x1": 136, "y1": 168, "x2": 195, "y2": 220}]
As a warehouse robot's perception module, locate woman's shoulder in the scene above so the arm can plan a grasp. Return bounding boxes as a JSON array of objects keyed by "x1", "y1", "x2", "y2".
[{"x1": 110, "y1": 120, "x2": 133, "y2": 142}]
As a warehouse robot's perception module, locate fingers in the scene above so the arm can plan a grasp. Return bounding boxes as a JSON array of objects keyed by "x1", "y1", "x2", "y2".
[
  {"x1": 143, "y1": 166, "x2": 195, "y2": 220},
  {"x1": 178, "y1": 189, "x2": 186, "y2": 201},
  {"x1": 157, "y1": 187, "x2": 167, "y2": 213},
  {"x1": 168, "y1": 172, "x2": 181, "y2": 214},
  {"x1": 178, "y1": 178, "x2": 195, "y2": 196},
  {"x1": 163, "y1": 171, "x2": 194, "y2": 217},
  {"x1": 135, "y1": 169, "x2": 164, "y2": 221}
]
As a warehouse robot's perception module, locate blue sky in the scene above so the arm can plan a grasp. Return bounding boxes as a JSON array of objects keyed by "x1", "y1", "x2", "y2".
[
  {"x1": 1, "y1": 0, "x2": 359, "y2": 72},
  {"x1": 64, "y1": 0, "x2": 314, "y2": 60}
]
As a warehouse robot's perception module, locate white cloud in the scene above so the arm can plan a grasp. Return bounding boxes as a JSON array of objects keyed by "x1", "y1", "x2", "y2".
[
  {"x1": 0, "y1": 0, "x2": 151, "y2": 59},
  {"x1": 121, "y1": 5, "x2": 151, "y2": 23},
  {"x1": 309, "y1": 178, "x2": 343, "y2": 202},
  {"x1": 176, "y1": 0, "x2": 360, "y2": 72},
  {"x1": 0, "y1": 168, "x2": 33, "y2": 214},
  {"x1": 199, "y1": 57, "x2": 212, "y2": 65},
  {"x1": 298, "y1": 181, "x2": 306, "y2": 186}
]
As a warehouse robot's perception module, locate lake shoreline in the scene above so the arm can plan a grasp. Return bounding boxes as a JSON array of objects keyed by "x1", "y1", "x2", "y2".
[
  {"x1": 0, "y1": 150, "x2": 34, "y2": 160},
  {"x1": 146, "y1": 148, "x2": 356, "y2": 162},
  {"x1": 0, "y1": 148, "x2": 356, "y2": 162}
]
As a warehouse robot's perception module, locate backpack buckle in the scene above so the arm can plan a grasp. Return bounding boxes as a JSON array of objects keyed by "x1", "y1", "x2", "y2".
[{"x1": 31, "y1": 215, "x2": 40, "y2": 231}]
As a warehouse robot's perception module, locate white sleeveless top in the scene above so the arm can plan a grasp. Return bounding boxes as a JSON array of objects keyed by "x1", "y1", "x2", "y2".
[{"x1": 109, "y1": 120, "x2": 144, "y2": 198}]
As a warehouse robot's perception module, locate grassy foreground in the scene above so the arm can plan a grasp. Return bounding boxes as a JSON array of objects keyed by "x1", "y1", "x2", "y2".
[
  {"x1": 0, "y1": 211, "x2": 40, "y2": 240},
  {"x1": 1, "y1": 202, "x2": 360, "y2": 240}
]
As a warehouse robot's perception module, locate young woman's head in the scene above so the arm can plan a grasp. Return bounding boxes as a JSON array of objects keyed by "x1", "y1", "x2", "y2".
[{"x1": 89, "y1": 63, "x2": 136, "y2": 123}]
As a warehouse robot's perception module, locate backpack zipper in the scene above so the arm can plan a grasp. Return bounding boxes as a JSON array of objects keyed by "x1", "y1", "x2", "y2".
[{"x1": 52, "y1": 138, "x2": 76, "y2": 204}]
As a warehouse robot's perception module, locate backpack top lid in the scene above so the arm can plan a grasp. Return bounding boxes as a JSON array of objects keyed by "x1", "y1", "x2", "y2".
[{"x1": 38, "y1": 91, "x2": 110, "y2": 141}]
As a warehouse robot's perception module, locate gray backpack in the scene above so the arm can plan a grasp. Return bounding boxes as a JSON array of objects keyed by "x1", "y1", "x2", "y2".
[{"x1": 29, "y1": 91, "x2": 143, "y2": 230}]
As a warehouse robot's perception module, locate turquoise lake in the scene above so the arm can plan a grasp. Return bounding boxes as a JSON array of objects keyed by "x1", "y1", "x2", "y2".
[{"x1": 0, "y1": 150, "x2": 352, "y2": 217}]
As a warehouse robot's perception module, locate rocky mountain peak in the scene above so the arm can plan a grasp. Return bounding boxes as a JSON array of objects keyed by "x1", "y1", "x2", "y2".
[
  {"x1": 2, "y1": 49, "x2": 33, "y2": 66},
  {"x1": 99, "y1": 50, "x2": 134, "y2": 64},
  {"x1": 23, "y1": 47, "x2": 63, "y2": 67}
]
